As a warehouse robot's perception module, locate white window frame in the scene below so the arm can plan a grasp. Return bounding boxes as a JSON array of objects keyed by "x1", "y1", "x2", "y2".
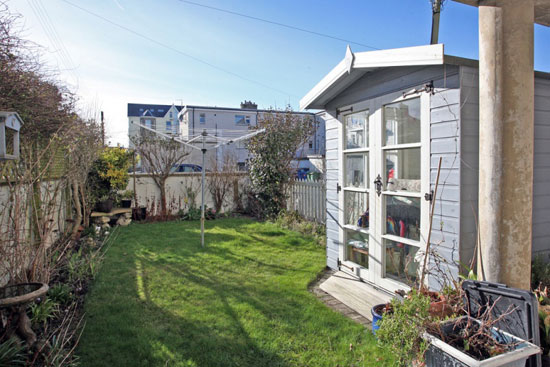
[{"x1": 338, "y1": 89, "x2": 430, "y2": 292}]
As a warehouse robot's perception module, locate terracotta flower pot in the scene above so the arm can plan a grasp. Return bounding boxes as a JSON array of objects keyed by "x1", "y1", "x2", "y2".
[{"x1": 423, "y1": 291, "x2": 453, "y2": 318}]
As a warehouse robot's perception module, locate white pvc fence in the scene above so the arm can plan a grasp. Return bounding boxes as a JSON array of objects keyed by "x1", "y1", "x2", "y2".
[{"x1": 287, "y1": 179, "x2": 326, "y2": 224}]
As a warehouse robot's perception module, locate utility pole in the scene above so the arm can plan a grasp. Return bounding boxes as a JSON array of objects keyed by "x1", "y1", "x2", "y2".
[
  {"x1": 100, "y1": 111, "x2": 105, "y2": 147},
  {"x1": 430, "y1": 0, "x2": 443, "y2": 44}
]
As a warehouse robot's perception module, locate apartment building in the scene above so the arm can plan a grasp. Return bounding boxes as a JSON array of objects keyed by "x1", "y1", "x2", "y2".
[{"x1": 128, "y1": 101, "x2": 325, "y2": 172}]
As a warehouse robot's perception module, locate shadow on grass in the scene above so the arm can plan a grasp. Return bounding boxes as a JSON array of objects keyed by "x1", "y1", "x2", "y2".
[{"x1": 79, "y1": 218, "x2": 374, "y2": 367}]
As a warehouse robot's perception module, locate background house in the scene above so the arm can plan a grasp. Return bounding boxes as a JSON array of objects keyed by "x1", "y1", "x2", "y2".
[
  {"x1": 128, "y1": 103, "x2": 182, "y2": 149},
  {"x1": 301, "y1": 44, "x2": 550, "y2": 294},
  {"x1": 128, "y1": 101, "x2": 326, "y2": 172}
]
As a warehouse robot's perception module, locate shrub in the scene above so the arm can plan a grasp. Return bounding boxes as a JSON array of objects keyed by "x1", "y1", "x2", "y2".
[
  {"x1": 275, "y1": 210, "x2": 326, "y2": 245},
  {"x1": 532, "y1": 255, "x2": 550, "y2": 289},
  {"x1": 376, "y1": 290, "x2": 431, "y2": 366},
  {"x1": 88, "y1": 147, "x2": 133, "y2": 204},
  {"x1": 247, "y1": 108, "x2": 315, "y2": 218}
]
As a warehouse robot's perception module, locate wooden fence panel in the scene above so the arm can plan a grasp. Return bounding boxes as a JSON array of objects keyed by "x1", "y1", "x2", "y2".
[{"x1": 287, "y1": 179, "x2": 326, "y2": 224}]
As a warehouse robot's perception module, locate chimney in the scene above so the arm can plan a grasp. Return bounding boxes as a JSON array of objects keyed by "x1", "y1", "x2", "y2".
[{"x1": 240, "y1": 100, "x2": 257, "y2": 110}]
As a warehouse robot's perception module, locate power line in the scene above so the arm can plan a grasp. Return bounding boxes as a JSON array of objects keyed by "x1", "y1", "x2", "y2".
[
  {"x1": 175, "y1": 0, "x2": 380, "y2": 50},
  {"x1": 28, "y1": 0, "x2": 79, "y2": 82},
  {"x1": 59, "y1": 0, "x2": 297, "y2": 98}
]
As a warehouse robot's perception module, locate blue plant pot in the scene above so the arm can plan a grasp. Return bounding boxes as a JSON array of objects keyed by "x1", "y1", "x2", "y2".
[{"x1": 371, "y1": 303, "x2": 386, "y2": 335}]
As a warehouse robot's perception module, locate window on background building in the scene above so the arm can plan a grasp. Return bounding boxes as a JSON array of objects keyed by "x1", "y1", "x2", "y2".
[
  {"x1": 169, "y1": 111, "x2": 173, "y2": 118},
  {"x1": 246, "y1": 116, "x2": 251, "y2": 124},
  {"x1": 237, "y1": 162, "x2": 246, "y2": 171},
  {"x1": 309, "y1": 141, "x2": 313, "y2": 149},
  {"x1": 235, "y1": 115, "x2": 246, "y2": 125},
  {"x1": 140, "y1": 118, "x2": 156, "y2": 130},
  {"x1": 166, "y1": 121, "x2": 172, "y2": 133},
  {"x1": 200, "y1": 113, "x2": 206, "y2": 123},
  {"x1": 158, "y1": 109, "x2": 164, "y2": 113}
]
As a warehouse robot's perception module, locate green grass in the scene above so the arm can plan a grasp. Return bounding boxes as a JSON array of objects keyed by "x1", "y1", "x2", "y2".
[{"x1": 77, "y1": 218, "x2": 393, "y2": 367}]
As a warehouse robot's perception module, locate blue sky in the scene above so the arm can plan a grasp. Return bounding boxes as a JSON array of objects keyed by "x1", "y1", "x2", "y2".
[{"x1": 9, "y1": 0, "x2": 550, "y2": 146}]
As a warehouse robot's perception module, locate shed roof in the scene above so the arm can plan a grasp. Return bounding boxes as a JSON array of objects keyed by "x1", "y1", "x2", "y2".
[
  {"x1": 300, "y1": 44, "x2": 549, "y2": 110},
  {"x1": 300, "y1": 44, "x2": 445, "y2": 110}
]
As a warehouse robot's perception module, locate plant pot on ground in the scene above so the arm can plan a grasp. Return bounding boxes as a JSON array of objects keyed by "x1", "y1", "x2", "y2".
[
  {"x1": 371, "y1": 303, "x2": 393, "y2": 335},
  {"x1": 424, "y1": 316, "x2": 540, "y2": 367}
]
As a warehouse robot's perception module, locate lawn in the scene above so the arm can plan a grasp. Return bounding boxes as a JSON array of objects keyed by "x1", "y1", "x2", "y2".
[{"x1": 77, "y1": 217, "x2": 393, "y2": 367}]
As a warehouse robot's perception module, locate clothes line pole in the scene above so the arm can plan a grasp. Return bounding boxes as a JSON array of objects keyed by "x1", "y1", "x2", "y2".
[
  {"x1": 130, "y1": 121, "x2": 264, "y2": 248},
  {"x1": 201, "y1": 129, "x2": 206, "y2": 248}
]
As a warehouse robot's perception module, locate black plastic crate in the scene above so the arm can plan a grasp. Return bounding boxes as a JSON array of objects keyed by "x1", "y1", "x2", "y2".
[{"x1": 461, "y1": 280, "x2": 541, "y2": 367}]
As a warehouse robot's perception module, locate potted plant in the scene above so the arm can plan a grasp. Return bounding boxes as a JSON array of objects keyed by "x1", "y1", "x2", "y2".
[
  {"x1": 371, "y1": 302, "x2": 393, "y2": 335},
  {"x1": 120, "y1": 190, "x2": 134, "y2": 208},
  {"x1": 376, "y1": 290, "x2": 432, "y2": 366},
  {"x1": 424, "y1": 316, "x2": 540, "y2": 367},
  {"x1": 422, "y1": 289, "x2": 454, "y2": 318},
  {"x1": 94, "y1": 194, "x2": 113, "y2": 213},
  {"x1": 88, "y1": 147, "x2": 132, "y2": 213}
]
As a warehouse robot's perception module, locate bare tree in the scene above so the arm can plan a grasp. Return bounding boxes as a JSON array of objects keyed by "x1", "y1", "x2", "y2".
[
  {"x1": 0, "y1": 3, "x2": 104, "y2": 284},
  {"x1": 131, "y1": 131, "x2": 189, "y2": 218},
  {"x1": 208, "y1": 152, "x2": 238, "y2": 213}
]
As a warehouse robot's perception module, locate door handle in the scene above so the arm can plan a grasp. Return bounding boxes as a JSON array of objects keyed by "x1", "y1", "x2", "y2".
[
  {"x1": 424, "y1": 190, "x2": 434, "y2": 202},
  {"x1": 374, "y1": 174, "x2": 383, "y2": 196}
]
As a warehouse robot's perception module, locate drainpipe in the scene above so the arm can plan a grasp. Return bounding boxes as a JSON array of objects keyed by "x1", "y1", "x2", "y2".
[
  {"x1": 478, "y1": 0, "x2": 534, "y2": 290},
  {"x1": 192, "y1": 107, "x2": 195, "y2": 138}
]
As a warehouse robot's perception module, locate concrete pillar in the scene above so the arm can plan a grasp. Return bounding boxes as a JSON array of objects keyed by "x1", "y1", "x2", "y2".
[{"x1": 478, "y1": 0, "x2": 534, "y2": 290}]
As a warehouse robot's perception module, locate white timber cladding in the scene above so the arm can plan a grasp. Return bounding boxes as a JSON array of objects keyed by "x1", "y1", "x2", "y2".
[
  {"x1": 456, "y1": 67, "x2": 550, "y2": 260},
  {"x1": 458, "y1": 66, "x2": 480, "y2": 268},
  {"x1": 325, "y1": 110, "x2": 340, "y2": 270},
  {"x1": 534, "y1": 77, "x2": 550, "y2": 258}
]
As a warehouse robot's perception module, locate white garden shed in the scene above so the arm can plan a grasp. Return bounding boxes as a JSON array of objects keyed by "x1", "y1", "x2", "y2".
[{"x1": 301, "y1": 44, "x2": 550, "y2": 293}]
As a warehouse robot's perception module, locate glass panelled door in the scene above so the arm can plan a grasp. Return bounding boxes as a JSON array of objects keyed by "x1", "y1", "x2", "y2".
[
  {"x1": 340, "y1": 94, "x2": 429, "y2": 291},
  {"x1": 379, "y1": 98, "x2": 424, "y2": 291},
  {"x1": 340, "y1": 109, "x2": 370, "y2": 281}
]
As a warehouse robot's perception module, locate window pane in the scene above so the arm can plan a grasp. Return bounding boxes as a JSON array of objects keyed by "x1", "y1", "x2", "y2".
[
  {"x1": 345, "y1": 154, "x2": 368, "y2": 188},
  {"x1": 344, "y1": 191, "x2": 369, "y2": 228},
  {"x1": 385, "y1": 195, "x2": 420, "y2": 241},
  {"x1": 384, "y1": 98, "x2": 420, "y2": 146},
  {"x1": 384, "y1": 239, "x2": 419, "y2": 285},
  {"x1": 346, "y1": 230, "x2": 369, "y2": 269},
  {"x1": 345, "y1": 111, "x2": 368, "y2": 149},
  {"x1": 385, "y1": 148, "x2": 420, "y2": 192},
  {"x1": 235, "y1": 115, "x2": 246, "y2": 125}
]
